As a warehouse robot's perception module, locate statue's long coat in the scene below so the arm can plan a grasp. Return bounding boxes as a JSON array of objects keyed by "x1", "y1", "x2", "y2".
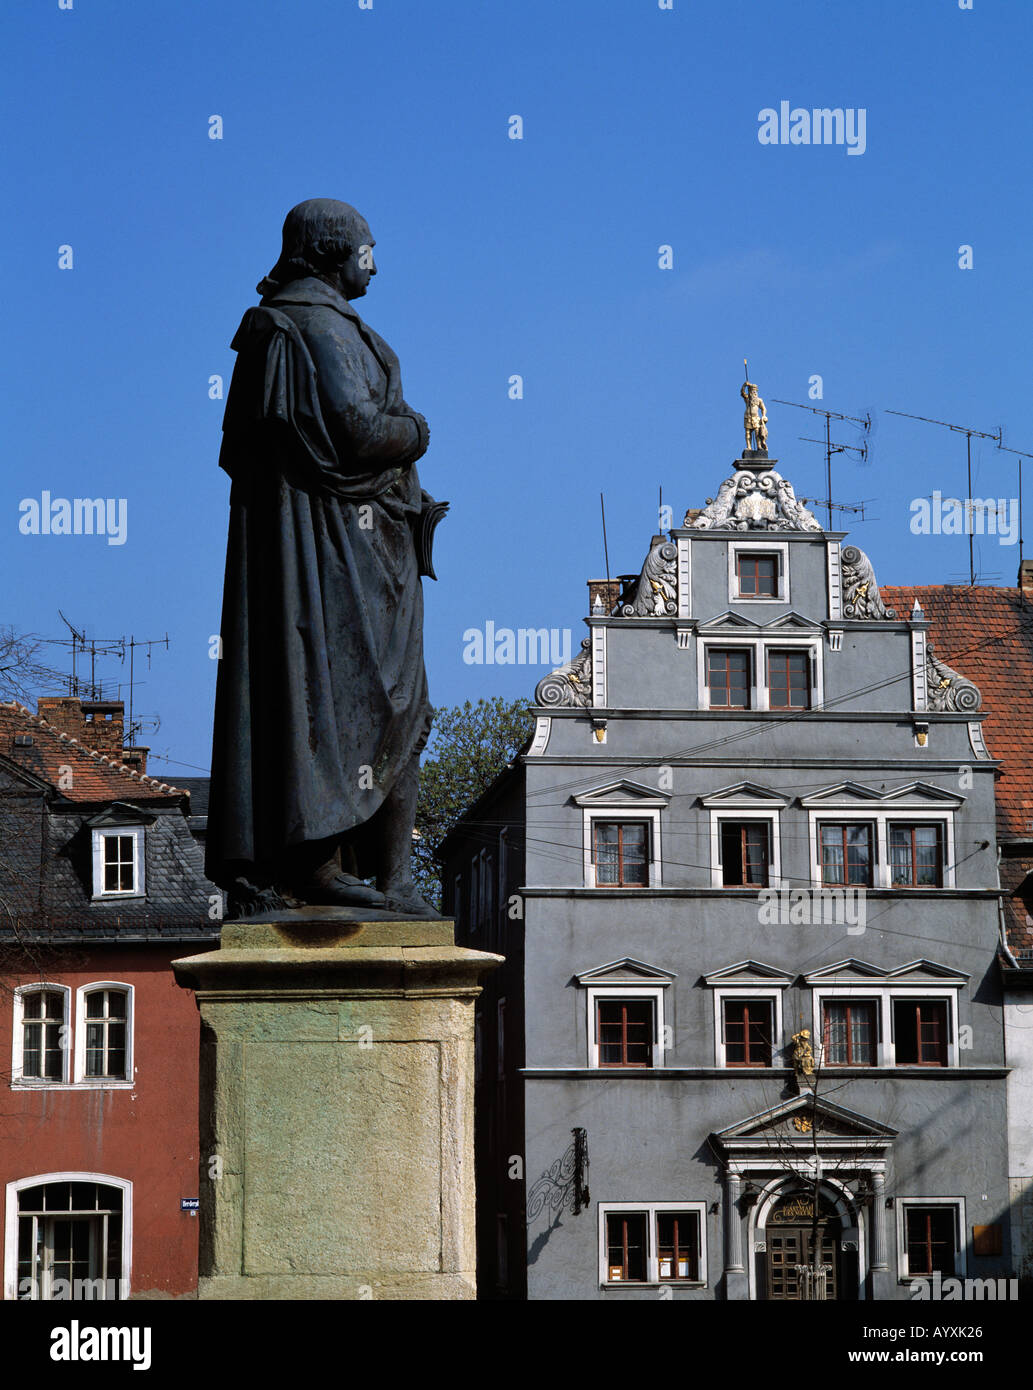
[{"x1": 205, "y1": 276, "x2": 432, "y2": 888}]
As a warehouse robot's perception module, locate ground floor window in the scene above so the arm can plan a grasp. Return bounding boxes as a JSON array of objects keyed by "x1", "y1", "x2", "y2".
[
  {"x1": 903, "y1": 1205, "x2": 958, "y2": 1277},
  {"x1": 601, "y1": 1203, "x2": 706, "y2": 1285},
  {"x1": 14, "y1": 1180, "x2": 127, "y2": 1300}
]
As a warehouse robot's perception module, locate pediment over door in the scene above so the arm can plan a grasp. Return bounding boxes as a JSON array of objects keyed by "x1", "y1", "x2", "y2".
[{"x1": 711, "y1": 1095, "x2": 897, "y2": 1159}]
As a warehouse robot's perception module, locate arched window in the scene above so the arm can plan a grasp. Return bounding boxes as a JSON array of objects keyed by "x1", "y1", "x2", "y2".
[
  {"x1": 74, "y1": 985, "x2": 133, "y2": 1084},
  {"x1": 12, "y1": 986, "x2": 71, "y2": 1085},
  {"x1": 5, "y1": 1174, "x2": 132, "y2": 1300}
]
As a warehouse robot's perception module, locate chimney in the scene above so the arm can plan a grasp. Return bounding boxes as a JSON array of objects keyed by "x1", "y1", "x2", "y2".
[
  {"x1": 1019, "y1": 559, "x2": 1033, "y2": 600},
  {"x1": 587, "y1": 579, "x2": 622, "y2": 616},
  {"x1": 35, "y1": 696, "x2": 148, "y2": 774}
]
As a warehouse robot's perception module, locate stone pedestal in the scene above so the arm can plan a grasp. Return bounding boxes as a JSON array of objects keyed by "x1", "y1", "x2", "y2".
[{"x1": 172, "y1": 917, "x2": 501, "y2": 1300}]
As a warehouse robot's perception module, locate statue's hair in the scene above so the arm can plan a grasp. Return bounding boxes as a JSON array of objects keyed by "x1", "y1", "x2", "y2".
[{"x1": 262, "y1": 199, "x2": 367, "y2": 290}]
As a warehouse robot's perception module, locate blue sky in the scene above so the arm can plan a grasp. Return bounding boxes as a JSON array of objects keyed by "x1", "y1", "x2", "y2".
[{"x1": 3, "y1": 0, "x2": 1031, "y2": 778}]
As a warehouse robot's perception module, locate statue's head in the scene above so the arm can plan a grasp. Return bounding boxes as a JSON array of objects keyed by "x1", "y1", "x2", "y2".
[{"x1": 260, "y1": 199, "x2": 375, "y2": 298}]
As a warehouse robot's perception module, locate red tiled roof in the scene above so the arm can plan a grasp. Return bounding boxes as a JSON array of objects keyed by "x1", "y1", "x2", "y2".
[
  {"x1": 880, "y1": 584, "x2": 1033, "y2": 959},
  {"x1": 0, "y1": 701, "x2": 186, "y2": 803},
  {"x1": 880, "y1": 584, "x2": 1033, "y2": 839}
]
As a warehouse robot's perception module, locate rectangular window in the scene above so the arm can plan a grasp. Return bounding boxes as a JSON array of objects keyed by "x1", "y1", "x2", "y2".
[
  {"x1": 597, "y1": 999, "x2": 654, "y2": 1067},
  {"x1": 593, "y1": 821, "x2": 649, "y2": 887},
  {"x1": 722, "y1": 999, "x2": 773, "y2": 1066},
  {"x1": 84, "y1": 991, "x2": 128, "y2": 1080},
  {"x1": 905, "y1": 1207, "x2": 957, "y2": 1276},
  {"x1": 822, "y1": 1000, "x2": 876, "y2": 1066},
  {"x1": 102, "y1": 835, "x2": 135, "y2": 894},
  {"x1": 736, "y1": 554, "x2": 778, "y2": 598},
  {"x1": 894, "y1": 999, "x2": 948, "y2": 1066},
  {"x1": 656, "y1": 1212, "x2": 700, "y2": 1281},
  {"x1": 606, "y1": 1212, "x2": 647, "y2": 1282},
  {"x1": 707, "y1": 649, "x2": 751, "y2": 709},
  {"x1": 889, "y1": 823, "x2": 943, "y2": 887},
  {"x1": 22, "y1": 991, "x2": 65, "y2": 1081},
  {"x1": 767, "y1": 650, "x2": 811, "y2": 709},
  {"x1": 819, "y1": 823, "x2": 873, "y2": 886},
  {"x1": 721, "y1": 821, "x2": 770, "y2": 887}
]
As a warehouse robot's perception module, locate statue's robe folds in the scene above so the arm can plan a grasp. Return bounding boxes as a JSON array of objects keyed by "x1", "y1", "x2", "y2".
[{"x1": 205, "y1": 276, "x2": 432, "y2": 889}]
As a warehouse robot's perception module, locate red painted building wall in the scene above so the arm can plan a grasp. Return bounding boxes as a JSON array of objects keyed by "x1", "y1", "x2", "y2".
[{"x1": 0, "y1": 944, "x2": 213, "y2": 1299}]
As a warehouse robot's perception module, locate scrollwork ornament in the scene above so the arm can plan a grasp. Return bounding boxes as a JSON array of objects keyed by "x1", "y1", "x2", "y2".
[{"x1": 534, "y1": 638, "x2": 592, "y2": 708}]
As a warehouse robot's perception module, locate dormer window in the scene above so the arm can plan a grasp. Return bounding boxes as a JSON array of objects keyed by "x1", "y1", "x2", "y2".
[
  {"x1": 92, "y1": 829, "x2": 142, "y2": 898},
  {"x1": 87, "y1": 805, "x2": 152, "y2": 901}
]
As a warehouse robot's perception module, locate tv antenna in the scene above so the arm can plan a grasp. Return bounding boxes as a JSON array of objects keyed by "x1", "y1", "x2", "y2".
[
  {"x1": 996, "y1": 434, "x2": 1032, "y2": 570},
  {"x1": 49, "y1": 615, "x2": 169, "y2": 744},
  {"x1": 771, "y1": 399, "x2": 871, "y2": 528},
  {"x1": 885, "y1": 409, "x2": 1001, "y2": 586}
]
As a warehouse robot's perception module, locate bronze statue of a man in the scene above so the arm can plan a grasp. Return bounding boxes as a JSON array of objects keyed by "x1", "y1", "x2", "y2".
[{"x1": 205, "y1": 199, "x2": 442, "y2": 917}]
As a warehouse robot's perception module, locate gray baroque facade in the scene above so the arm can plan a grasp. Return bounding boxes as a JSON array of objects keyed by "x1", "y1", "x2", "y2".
[{"x1": 445, "y1": 447, "x2": 1014, "y2": 1301}]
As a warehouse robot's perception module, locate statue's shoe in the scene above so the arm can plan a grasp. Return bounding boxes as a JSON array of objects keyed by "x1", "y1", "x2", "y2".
[
  {"x1": 300, "y1": 873, "x2": 386, "y2": 909},
  {"x1": 382, "y1": 887, "x2": 442, "y2": 919}
]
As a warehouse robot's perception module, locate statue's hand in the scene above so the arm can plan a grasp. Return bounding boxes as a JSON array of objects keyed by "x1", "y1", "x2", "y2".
[{"x1": 410, "y1": 411, "x2": 430, "y2": 448}]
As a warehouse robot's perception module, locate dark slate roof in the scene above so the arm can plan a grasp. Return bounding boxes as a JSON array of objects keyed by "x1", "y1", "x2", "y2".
[
  {"x1": 174, "y1": 777, "x2": 210, "y2": 817},
  {"x1": 0, "y1": 706, "x2": 217, "y2": 940}
]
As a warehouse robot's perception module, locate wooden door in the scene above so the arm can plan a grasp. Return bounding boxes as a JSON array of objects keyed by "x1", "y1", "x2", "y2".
[{"x1": 766, "y1": 1225, "x2": 839, "y2": 1300}]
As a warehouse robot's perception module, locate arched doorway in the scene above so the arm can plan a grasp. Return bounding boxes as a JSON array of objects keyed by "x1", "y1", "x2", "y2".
[{"x1": 764, "y1": 1191, "x2": 842, "y2": 1300}]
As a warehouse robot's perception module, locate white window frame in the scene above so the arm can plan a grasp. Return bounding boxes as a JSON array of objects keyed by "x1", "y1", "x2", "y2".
[
  {"x1": 710, "y1": 809, "x2": 782, "y2": 889},
  {"x1": 73, "y1": 983, "x2": 134, "y2": 1088},
  {"x1": 586, "y1": 985, "x2": 667, "y2": 1069},
  {"x1": 896, "y1": 1197, "x2": 967, "y2": 1280},
  {"x1": 699, "y1": 637, "x2": 823, "y2": 712},
  {"x1": 810, "y1": 988, "x2": 886, "y2": 1067},
  {"x1": 583, "y1": 808, "x2": 662, "y2": 889},
  {"x1": 712, "y1": 987, "x2": 784, "y2": 1068},
  {"x1": 810, "y1": 986, "x2": 960, "y2": 1068},
  {"x1": 91, "y1": 826, "x2": 145, "y2": 900},
  {"x1": 807, "y1": 810, "x2": 956, "y2": 889},
  {"x1": 728, "y1": 541, "x2": 789, "y2": 604},
  {"x1": 4, "y1": 1172, "x2": 133, "y2": 1301},
  {"x1": 11, "y1": 984, "x2": 71, "y2": 1087},
  {"x1": 598, "y1": 1201, "x2": 708, "y2": 1287}
]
